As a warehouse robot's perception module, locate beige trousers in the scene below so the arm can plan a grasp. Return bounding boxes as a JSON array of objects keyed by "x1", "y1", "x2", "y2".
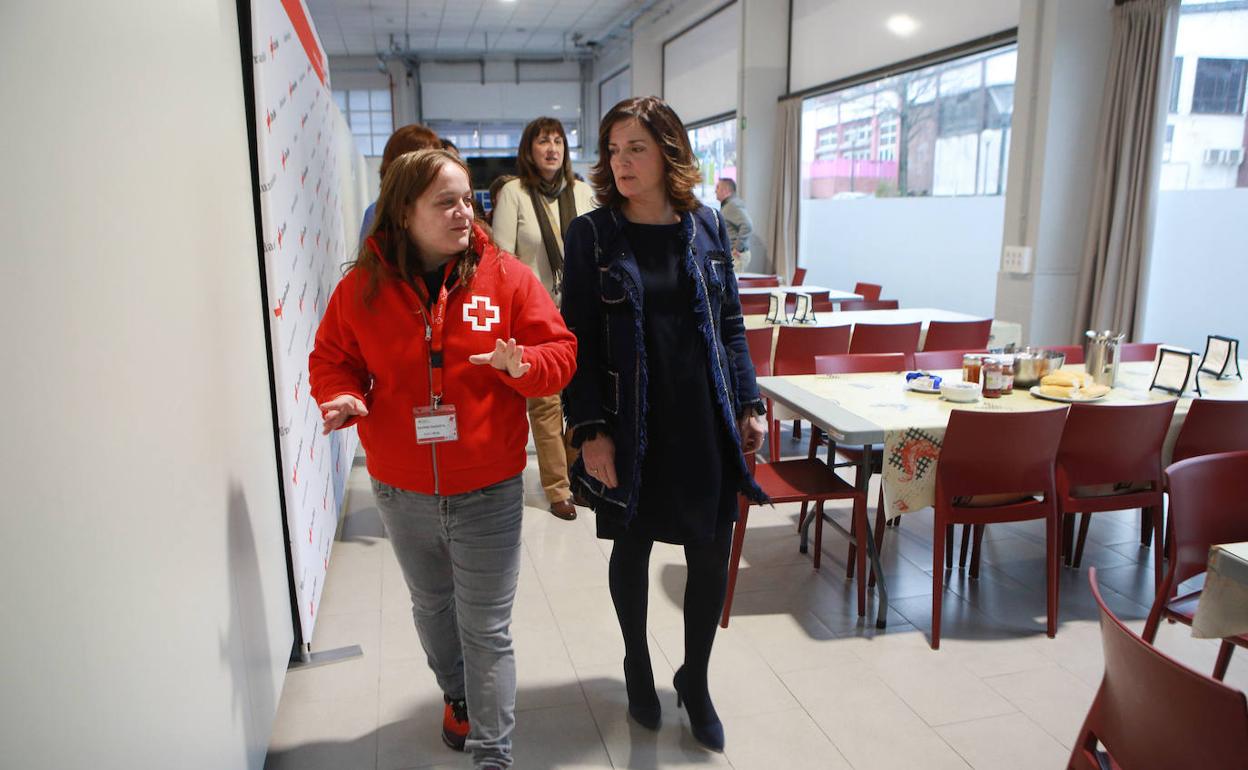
[{"x1": 526, "y1": 394, "x2": 575, "y2": 504}]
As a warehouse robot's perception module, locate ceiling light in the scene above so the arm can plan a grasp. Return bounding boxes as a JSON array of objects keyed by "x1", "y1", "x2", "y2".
[
  {"x1": 552, "y1": 104, "x2": 562, "y2": 111},
  {"x1": 885, "y1": 14, "x2": 919, "y2": 37}
]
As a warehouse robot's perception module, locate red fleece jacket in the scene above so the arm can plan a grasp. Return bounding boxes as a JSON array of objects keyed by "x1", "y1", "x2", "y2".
[{"x1": 309, "y1": 226, "x2": 577, "y2": 495}]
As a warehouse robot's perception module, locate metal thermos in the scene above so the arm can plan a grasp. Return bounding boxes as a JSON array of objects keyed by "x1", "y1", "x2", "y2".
[{"x1": 1085, "y1": 330, "x2": 1126, "y2": 386}]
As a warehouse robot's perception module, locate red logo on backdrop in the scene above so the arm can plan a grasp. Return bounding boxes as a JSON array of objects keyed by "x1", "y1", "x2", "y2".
[
  {"x1": 292, "y1": 466, "x2": 298, "y2": 485},
  {"x1": 269, "y1": 36, "x2": 278, "y2": 57},
  {"x1": 301, "y1": 112, "x2": 308, "y2": 129},
  {"x1": 300, "y1": 167, "x2": 308, "y2": 186},
  {"x1": 265, "y1": 109, "x2": 276, "y2": 132},
  {"x1": 310, "y1": 600, "x2": 314, "y2": 618},
  {"x1": 280, "y1": 0, "x2": 327, "y2": 85},
  {"x1": 273, "y1": 298, "x2": 284, "y2": 318},
  {"x1": 294, "y1": 383, "x2": 299, "y2": 403},
  {"x1": 277, "y1": 222, "x2": 286, "y2": 248},
  {"x1": 288, "y1": 80, "x2": 297, "y2": 97},
  {"x1": 310, "y1": 442, "x2": 315, "y2": 461},
  {"x1": 280, "y1": 148, "x2": 290, "y2": 169},
  {"x1": 299, "y1": 226, "x2": 306, "y2": 247}
]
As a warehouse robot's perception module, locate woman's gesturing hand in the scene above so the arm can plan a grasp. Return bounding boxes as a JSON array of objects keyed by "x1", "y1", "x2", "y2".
[
  {"x1": 581, "y1": 434, "x2": 618, "y2": 489},
  {"x1": 469, "y1": 337, "x2": 531, "y2": 379},
  {"x1": 320, "y1": 394, "x2": 368, "y2": 435},
  {"x1": 738, "y1": 413, "x2": 768, "y2": 455}
]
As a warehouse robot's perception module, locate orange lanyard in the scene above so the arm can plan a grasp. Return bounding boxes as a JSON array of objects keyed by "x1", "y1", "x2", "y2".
[{"x1": 412, "y1": 259, "x2": 458, "y2": 407}]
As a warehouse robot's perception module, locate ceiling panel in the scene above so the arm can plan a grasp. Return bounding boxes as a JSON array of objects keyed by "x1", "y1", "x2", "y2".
[{"x1": 311, "y1": 0, "x2": 640, "y2": 56}]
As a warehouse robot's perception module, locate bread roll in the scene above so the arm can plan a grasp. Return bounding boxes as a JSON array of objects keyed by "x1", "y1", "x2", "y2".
[
  {"x1": 1041, "y1": 370, "x2": 1084, "y2": 388},
  {"x1": 1080, "y1": 383, "x2": 1111, "y2": 398},
  {"x1": 1039, "y1": 383, "x2": 1079, "y2": 399}
]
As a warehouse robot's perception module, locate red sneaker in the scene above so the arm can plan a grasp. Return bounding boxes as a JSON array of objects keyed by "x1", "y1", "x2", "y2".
[{"x1": 441, "y1": 694, "x2": 470, "y2": 751}]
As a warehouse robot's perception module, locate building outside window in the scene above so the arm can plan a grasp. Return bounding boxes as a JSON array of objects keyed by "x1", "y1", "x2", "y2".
[
  {"x1": 333, "y1": 89, "x2": 393, "y2": 157},
  {"x1": 1161, "y1": 0, "x2": 1248, "y2": 190},
  {"x1": 686, "y1": 115, "x2": 737, "y2": 208},
  {"x1": 799, "y1": 44, "x2": 1017, "y2": 200}
]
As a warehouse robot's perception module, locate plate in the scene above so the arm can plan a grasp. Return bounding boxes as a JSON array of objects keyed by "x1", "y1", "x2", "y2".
[
  {"x1": 1028, "y1": 386, "x2": 1109, "y2": 403},
  {"x1": 906, "y1": 381, "x2": 941, "y2": 394}
]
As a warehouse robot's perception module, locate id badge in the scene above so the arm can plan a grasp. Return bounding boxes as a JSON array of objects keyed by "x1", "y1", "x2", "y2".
[{"x1": 413, "y1": 405, "x2": 458, "y2": 444}]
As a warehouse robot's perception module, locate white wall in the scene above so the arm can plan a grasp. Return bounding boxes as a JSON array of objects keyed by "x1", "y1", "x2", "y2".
[
  {"x1": 0, "y1": 1, "x2": 291, "y2": 768},
  {"x1": 799, "y1": 197, "x2": 1005, "y2": 317},
  {"x1": 632, "y1": 0, "x2": 728, "y2": 100},
  {"x1": 789, "y1": 0, "x2": 1020, "y2": 93},
  {"x1": 1140, "y1": 188, "x2": 1248, "y2": 350},
  {"x1": 662, "y1": 1, "x2": 739, "y2": 124}
]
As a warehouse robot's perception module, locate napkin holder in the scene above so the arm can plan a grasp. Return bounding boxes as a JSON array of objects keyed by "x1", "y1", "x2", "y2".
[
  {"x1": 765, "y1": 291, "x2": 783, "y2": 324},
  {"x1": 1149, "y1": 345, "x2": 1197, "y2": 397},
  {"x1": 791, "y1": 292, "x2": 816, "y2": 324},
  {"x1": 1194, "y1": 335, "x2": 1242, "y2": 396}
]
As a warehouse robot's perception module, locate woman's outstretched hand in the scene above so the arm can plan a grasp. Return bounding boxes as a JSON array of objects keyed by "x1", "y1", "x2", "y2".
[
  {"x1": 469, "y1": 337, "x2": 531, "y2": 379},
  {"x1": 320, "y1": 394, "x2": 368, "y2": 434}
]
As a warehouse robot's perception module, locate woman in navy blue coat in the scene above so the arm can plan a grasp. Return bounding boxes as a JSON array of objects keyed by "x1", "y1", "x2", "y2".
[{"x1": 560, "y1": 97, "x2": 768, "y2": 752}]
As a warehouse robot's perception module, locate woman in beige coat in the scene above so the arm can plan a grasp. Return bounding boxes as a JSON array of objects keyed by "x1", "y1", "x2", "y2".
[{"x1": 492, "y1": 117, "x2": 596, "y2": 520}]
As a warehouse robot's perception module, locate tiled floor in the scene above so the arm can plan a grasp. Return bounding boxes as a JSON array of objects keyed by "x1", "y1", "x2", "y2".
[{"x1": 266, "y1": 433, "x2": 1248, "y2": 769}]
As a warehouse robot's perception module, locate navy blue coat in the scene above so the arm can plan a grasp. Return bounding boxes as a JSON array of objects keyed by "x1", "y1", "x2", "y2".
[{"x1": 561, "y1": 205, "x2": 768, "y2": 524}]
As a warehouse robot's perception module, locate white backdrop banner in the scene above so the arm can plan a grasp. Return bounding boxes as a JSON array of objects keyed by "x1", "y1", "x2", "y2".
[{"x1": 251, "y1": 0, "x2": 359, "y2": 644}]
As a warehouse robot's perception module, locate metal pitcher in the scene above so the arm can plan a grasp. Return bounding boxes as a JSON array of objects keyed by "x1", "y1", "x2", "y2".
[{"x1": 1085, "y1": 329, "x2": 1126, "y2": 386}]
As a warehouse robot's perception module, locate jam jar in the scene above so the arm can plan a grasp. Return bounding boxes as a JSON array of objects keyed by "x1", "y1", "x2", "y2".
[{"x1": 982, "y1": 358, "x2": 1004, "y2": 398}]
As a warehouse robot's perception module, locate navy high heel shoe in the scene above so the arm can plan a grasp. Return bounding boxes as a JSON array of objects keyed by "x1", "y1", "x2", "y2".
[
  {"x1": 624, "y1": 656, "x2": 661, "y2": 730},
  {"x1": 673, "y1": 666, "x2": 724, "y2": 752}
]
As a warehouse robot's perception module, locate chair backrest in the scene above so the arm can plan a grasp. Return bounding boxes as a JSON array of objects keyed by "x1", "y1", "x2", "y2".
[
  {"x1": 739, "y1": 276, "x2": 780, "y2": 288},
  {"x1": 1071, "y1": 568, "x2": 1248, "y2": 770},
  {"x1": 744, "y1": 327, "x2": 773, "y2": 377},
  {"x1": 912, "y1": 349, "x2": 987, "y2": 371},
  {"x1": 1120, "y1": 342, "x2": 1160, "y2": 363},
  {"x1": 1172, "y1": 399, "x2": 1248, "y2": 464},
  {"x1": 848, "y1": 322, "x2": 922, "y2": 355},
  {"x1": 740, "y1": 294, "x2": 772, "y2": 315},
  {"x1": 922, "y1": 319, "x2": 993, "y2": 352},
  {"x1": 773, "y1": 325, "x2": 852, "y2": 376},
  {"x1": 791, "y1": 267, "x2": 807, "y2": 286},
  {"x1": 937, "y1": 409, "x2": 1067, "y2": 500},
  {"x1": 1056, "y1": 400, "x2": 1177, "y2": 490},
  {"x1": 814, "y1": 353, "x2": 907, "y2": 374},
  {"x1": 1163, "y1": 451, "x2": 1248, "y2": 590},
  {"x1": 853, "y1": 281, "x2": 882, "y2": 301},
  {"x1": 812, "y1": 299, "x2": 835, "y2": 314},
  {"x1": 805, "y1": 290, "x2": 830, "y2": 302},
  {"x1": 839, "y1": 299, "x2": 899, "y2": 312},
  {"x1": 1043, "y1": 345, "x2": 1085, "y2": 365}
]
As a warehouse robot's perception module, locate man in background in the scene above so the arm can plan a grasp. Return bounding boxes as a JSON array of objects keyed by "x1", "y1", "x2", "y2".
[{"x1": 715, "y1": 177, "x2": 753, "y2": 273}]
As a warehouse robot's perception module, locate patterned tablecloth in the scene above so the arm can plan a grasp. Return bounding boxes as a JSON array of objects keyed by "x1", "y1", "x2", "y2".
[
  {"x1": 1192, "y1": 542, "x2": 1248, "y2": 640},
  {"x1": 785, "y1": 362, "x2": 1248, "y2": 518}
]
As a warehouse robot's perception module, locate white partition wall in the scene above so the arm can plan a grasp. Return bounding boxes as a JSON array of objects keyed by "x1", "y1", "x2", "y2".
[
  {"x1": 662, "y1": 1, "x2": 740, "y2": 124},
  {"x1": 0, "y1": 1, "x2": 290, "y2": 767}
]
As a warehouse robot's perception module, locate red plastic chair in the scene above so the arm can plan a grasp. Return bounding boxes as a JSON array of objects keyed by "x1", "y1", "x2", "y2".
[
  {"x1": 814, "y1": 353, "x2": 907, "y2": 375},
  {"x1": 840, "y1": 299, "x2": 899, "y2": 311},
  {"x1": 853, "y1": 281, "x2": 882, "y2": 301},
  {"x1": 740, "y1": 294, "x2": 772, "y2": 315},
  {"x1": 722, "y1": 452, "x2": 866, "y2": 627},
  {"x1": 744, "y1": 327, "x2": 773, "y2": 377},
  {"x1": 1143, "y1": 450, "x2": 1248, "y2": 681},
  {"x1": 812, "y1": 298, "x2": 835, "y2": 314},
  {"x1": 931, "y1": 408, "x2": 1067, "y2": 649},
  {"x1": 912, "y1": 349, "x2": 987, "y2": 371},
  {"x1": 848, "y1": 322, "x2": 922, "y2": 355},
  {"x1": 791, "y1": 267, "x2": 807, "y2": 286},
  {"x1": 1042, "y1": 345, "x2": 1085, "y2": 365},
  {"x1": 768, "y1": 325, "x2": 852, "y2": 462},
  {"x1": 739, "y1": 276, "x2": 780, "y2": 288},
  {"x1": 1074, "y1": 568, "x2": 1248, "y2": 770},
  {"x1": 1120, "y1": 342, "x2": 1160, "y2": 362},
  {"x1": 1172, "y1": 399, "x2": 1248, "y2": 463},
  {"x1": 922, "y1": 319, "x2": 993, "y2": 351},
  {"x1": 1052, "y1": 400, "x2": 1176, "y2": 586}
]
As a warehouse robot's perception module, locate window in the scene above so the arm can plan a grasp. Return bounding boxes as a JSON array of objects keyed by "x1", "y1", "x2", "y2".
[
  {"x1": 1161, "y1": 1, "x2": 1248, "y2": 190},
  {"x1": 686, "y1": 115, "x2": 737, "y2": 208},
  {"x1": 1192, "y1": 58, "x2": 1248, "y2": 114},
  {"x1": 1170, "y1": 57, "x2": 1184, "y2": 112},
  {"x1": 800, "y1": 44, "x2": 1016, "y2": 199},
  {"x1": 333, "y1": 89, "x2": 393, "y2": 157},
  {"x1": 424, "y1": 120, "x2": 581, "y2": 158}
]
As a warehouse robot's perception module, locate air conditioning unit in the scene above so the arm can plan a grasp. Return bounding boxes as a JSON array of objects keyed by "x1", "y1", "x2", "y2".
[{"x1": 1202, "y1": 147, "x2": 1245, "y2": 166}]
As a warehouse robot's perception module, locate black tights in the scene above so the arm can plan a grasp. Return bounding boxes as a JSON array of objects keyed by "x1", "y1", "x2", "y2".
[{"x1": 608, "y1": 518, "x2": 733, "y2": 717}]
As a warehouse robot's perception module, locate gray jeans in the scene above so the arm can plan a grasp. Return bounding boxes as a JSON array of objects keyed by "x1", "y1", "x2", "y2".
[{"x1": 371, "y1": 474, "x2": 524, "y2": 769}]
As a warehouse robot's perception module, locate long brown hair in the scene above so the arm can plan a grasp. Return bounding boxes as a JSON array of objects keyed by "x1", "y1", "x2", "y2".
[
  {"x1": 591, "y1": 96, "x2": 701, "y2": 213},
  {"x1": 352, "y1": 149, "x2": 480, "y2": 304},
  {"x1": 378, "y1": 124, "x2": 440, "y2": 181},
  {"x1": 516, "y1": 117, "x2": 575, "y2": 192}
]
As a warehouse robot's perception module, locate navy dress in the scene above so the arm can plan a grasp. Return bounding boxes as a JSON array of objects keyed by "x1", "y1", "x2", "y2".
[{"x1": 596, "y1": 221, "x2": 740, "y2": 546}]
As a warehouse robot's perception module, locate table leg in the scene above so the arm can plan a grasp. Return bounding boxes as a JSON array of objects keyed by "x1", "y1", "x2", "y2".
[{"x1": 858, "y1": 446, "x2": 888, "y2": 629}]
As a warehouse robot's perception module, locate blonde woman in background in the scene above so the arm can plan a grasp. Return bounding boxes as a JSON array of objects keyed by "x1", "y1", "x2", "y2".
[{"x1": 491, "y1": 117, "x2": 596, "y2": 521}]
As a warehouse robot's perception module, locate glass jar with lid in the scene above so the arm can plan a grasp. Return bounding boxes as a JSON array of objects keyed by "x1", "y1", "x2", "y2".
[{"x1": 982, "y1": 358, "x2": 1004, "y2": 398}]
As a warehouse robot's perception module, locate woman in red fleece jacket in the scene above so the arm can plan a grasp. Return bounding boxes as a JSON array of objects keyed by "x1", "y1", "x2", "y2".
[{"x1": 310, "y1": 148, "x2": 575, "y2": 770}]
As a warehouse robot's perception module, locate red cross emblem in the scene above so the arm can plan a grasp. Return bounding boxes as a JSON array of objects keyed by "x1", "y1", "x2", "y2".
[{"x1": 463, "y1": 295, "x2": 500, "y2": 332}]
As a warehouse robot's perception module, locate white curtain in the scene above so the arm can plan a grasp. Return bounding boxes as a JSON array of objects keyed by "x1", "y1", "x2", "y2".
[
  {"x1": 1074, "y1": 0, "x2": 1180, "y2": 341},
  {"x1": 766, "y1": 97, "x2": 802, "y2": 283}
]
